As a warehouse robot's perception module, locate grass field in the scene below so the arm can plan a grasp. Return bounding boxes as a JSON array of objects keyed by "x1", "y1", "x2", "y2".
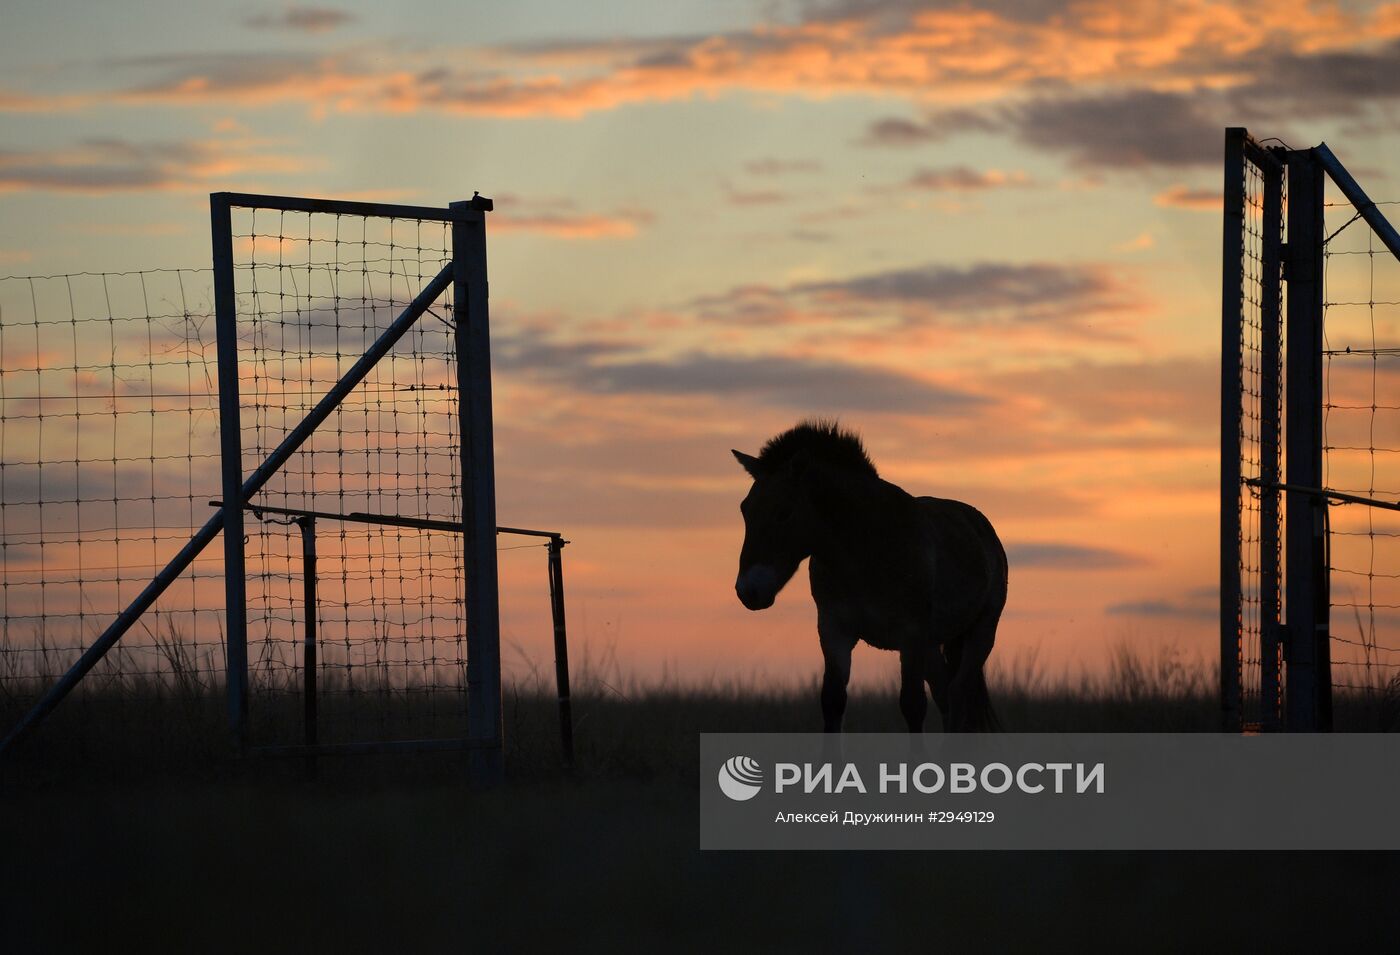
[{"x1": 3, "y1": 649, "x2": 1399, "y2": 951}]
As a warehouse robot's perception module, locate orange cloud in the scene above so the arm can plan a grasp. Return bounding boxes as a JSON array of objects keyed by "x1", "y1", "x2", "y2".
[
  {"x1": 493, "y1": 213, "x2": 646, "y2": 239},
  {"x1": 0, "y1": 89, "x2": 90, "y2": 111},
  {"x1": 489, "y1": 195, "x2": 653, "y2": 239},
  {"x1": 4, "y1": 1, "x2": 1396, "y2": 121},
  {"x1": 67, "y1": 222, "x2": 188, "y2": 237},
  {"x1": 1155, "y1": 185, "x2": 1224, "y2": 210},
  {"x1": 901, "y1": 166, "x2": 1031, "y2": 192},
  {"x1": 722, "y1": 183, "x2": 791, "y2": 206},
  {"x1": 744, "y1": 158, "x2": 822, "y2": 176},
  {"x1": 1116, "y1": 231, "x2": 1156, "y2": 252},
  {"x1": 0, "y1": 136, "x2": 311, "y2": 194},
  {"x1": 343, "y1": 0, "x2": 1397, "y2": 117}
]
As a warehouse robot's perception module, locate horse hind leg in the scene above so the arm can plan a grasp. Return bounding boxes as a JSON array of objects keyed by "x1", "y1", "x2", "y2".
[{"x1": 949, "y1": 613, "x2": 1001, "y2": 732}]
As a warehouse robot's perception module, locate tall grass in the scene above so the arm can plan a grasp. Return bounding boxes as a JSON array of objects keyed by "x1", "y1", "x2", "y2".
[{"x1": 2, "y1": 636, "x2": 1395, "y2": 787}]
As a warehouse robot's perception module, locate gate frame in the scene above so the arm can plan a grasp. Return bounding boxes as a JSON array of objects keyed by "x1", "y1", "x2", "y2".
[
  {"x1": 1221, "y1": 128, "x2": 1288, "y2": 732},
  {"x1": 211, "y1": 192, "x2": 502, "y2": 775},
  {"x1": 1282, "y1": 148, "x2": 1329, "y2": 733}
]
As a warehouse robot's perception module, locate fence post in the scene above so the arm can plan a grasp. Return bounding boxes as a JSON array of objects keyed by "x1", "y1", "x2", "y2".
[
  {"x1": 1285, "y1": 149, "x2": 1328, "y2": 731},
  {"x1": 1258, "y1": 148, "x2": 1285, "y2": 731},
  {"x1": 548, "y1": 535, "x2": 575, "y2": 768},
  {"x1": 299, "y1": 516, "x2": 319, "y2": 776},
  {"x1": 452, "y1": 197, "x2": 504, "y2": 781},
  {"x1": 210, "y1": 193, "x2": 249, "y2": 752},
  {"x1": 1220, "y1": 128, "x2": 1247, "y2": 732}
]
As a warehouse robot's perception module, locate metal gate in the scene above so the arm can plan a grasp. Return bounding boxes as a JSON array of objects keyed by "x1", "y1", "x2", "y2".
[{"x1": 1222, "y1": 128, "x2": 1400, "y2": 731}]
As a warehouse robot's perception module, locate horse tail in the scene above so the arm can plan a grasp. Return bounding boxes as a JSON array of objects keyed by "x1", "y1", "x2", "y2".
[{"x1": 960, "y1": 665, "x2": 1001, "y2": 732}]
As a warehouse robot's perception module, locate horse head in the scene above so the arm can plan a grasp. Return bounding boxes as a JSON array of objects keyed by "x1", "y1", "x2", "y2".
[{"x1": 731, "y1": 448, "x2": 812, "y2": 610}]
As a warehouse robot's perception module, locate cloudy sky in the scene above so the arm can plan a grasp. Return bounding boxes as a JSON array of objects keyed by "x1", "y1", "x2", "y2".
[{"x1": 4, "y1": 0, "x2": 1400, "y2": 684}]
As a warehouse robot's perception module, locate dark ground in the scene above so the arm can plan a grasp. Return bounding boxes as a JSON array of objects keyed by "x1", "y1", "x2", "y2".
[{"x1": 3, "y1": 671, "x2": 1399, "y2": 952}]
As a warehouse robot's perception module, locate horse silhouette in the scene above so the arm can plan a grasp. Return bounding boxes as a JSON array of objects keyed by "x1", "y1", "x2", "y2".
[{"x1": 732, "y1": 420, "x2": 1007, "y2": 732}]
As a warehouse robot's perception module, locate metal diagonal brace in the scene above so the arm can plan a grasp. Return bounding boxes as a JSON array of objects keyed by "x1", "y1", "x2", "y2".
[
  {"x1": 1245, "y1": 477, "x2": 1400, "y2": 514},
  {"x1": 1315, "y1": 143, "x2": 1400, "y2": 264},
  {"x1": 0, "y1": 263, "x2": 456, "y2": 757}
]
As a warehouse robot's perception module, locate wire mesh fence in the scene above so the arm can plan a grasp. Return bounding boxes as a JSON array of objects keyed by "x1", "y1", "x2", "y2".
[
  {"x1": 227, "y1": 207, "x2": 472, "y2": 744},
  {"x1": 0, "y1": 269, "x2": 227, "y2": 703},
  {"x1": 1323, "y1": 196, "x2": 1400, "y2": 696}
]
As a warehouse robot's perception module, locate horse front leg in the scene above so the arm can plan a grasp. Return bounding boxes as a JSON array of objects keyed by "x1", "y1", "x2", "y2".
[
  {"x1": 817, "y1": 613, "x2": 855, "y2": 733},
  {"x1": 926, "y1": 644, "x2": 951, "y2": 731}
]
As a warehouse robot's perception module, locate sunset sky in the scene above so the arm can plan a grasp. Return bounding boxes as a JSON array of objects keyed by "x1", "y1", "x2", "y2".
[{"x1": 5, "y1": 0, "x2": 1400, "y2": 686}]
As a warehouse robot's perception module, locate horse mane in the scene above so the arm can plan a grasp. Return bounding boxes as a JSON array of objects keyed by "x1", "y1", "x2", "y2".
[{"x1": 757, "y1": 419, "x2": 878, "y2": 478}]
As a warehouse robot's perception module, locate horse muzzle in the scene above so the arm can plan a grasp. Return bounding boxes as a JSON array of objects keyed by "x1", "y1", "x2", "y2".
[{"x1": 735, "y1": 564, "x2": 779, "y2": 611}]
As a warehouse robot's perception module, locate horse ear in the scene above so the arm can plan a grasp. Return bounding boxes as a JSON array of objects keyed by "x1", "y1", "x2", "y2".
[{"x1": 731, "y1": 449, "x2": 761, "y2": 477}]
